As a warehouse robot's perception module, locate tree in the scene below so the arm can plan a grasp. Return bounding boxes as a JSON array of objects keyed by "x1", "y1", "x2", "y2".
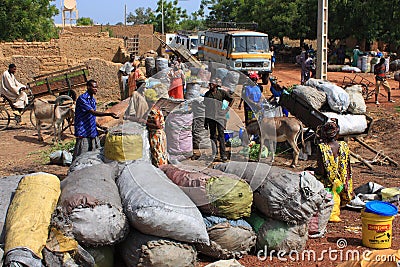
[
  {"x1": 126, "y1": 7, "x2": 152, "y2": 25},
  {"x1": 147, "y1": 0, "x2": 188, "y2": 33},
  {"x1": 77, "y1": 17, "x2": 94, "y2": 26},
  {"x1": 0, "y1": 0, "x2": 59, "y2": 41}
]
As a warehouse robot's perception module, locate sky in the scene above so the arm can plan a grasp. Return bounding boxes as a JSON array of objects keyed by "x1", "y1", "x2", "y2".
[{"x1": 54, "y1": 0, "x2": 203, "y2": 25}]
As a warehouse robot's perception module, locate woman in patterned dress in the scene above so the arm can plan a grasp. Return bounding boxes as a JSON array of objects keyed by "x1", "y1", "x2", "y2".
[
  {"x1": 314, "y1": 119, "x2": 353, "y2": 222},
  {"x1": 145, "y1": 89, "x2": 168, "y2": 167}
]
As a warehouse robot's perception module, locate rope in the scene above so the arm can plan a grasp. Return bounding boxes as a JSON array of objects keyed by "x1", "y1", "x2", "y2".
[{"x1": 272, "y1": 133, "x2": 316, "y2": 156}]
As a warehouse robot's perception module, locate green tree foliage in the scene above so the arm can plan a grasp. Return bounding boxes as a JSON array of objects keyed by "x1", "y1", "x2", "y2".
[
  {"x1": 0, "y1": 0, "x2": 58, "y2": 41},
  {"x1": 201, "y1": 0, "x2": 400, "y2": 49},
  {"x1": 147, "y1": 0, "x2": 188, "y2": 33},
  {"x1": 126, "y1": 7, "x2": 152, "y2": 25},
  {"x1": 77, "y1": 17, "x2": 94, "y2": 26}
]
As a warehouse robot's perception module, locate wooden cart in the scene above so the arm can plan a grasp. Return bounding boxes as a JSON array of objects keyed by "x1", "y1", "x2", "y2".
[
  {"x1": 0, "y1": 66, "x2": 88, "y2": 130},
  {"x1": 27, "y1": 65, "x2": 89, "y2": 100},
  {"x1": 280, "y1": 92, "x2": 398, "y2": 168}
]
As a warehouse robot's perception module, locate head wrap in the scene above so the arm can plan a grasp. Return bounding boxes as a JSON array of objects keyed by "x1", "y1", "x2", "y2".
[{"x1": 319, "y1": 120, "x2": 340, "y2": 140}]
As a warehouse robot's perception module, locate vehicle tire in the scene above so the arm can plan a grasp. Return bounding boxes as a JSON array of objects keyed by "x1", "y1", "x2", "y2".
[
  {"x1": 262, "y1": 73, "x2": 270, "y2": 85},
  {"x1": 30, "y1": 109, "x2": 53, "y2": 130},
  {"x1": 0, "y1": 106, "x2": 10, "y2": 130}
]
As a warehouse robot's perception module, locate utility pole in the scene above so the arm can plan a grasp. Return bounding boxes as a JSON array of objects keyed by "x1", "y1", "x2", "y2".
[
  {"x1": 161, "y1": 0, "x2": 164, "y2": 34},
  {"x1": 316, "y1": 0, "x2": 328, "y2": 80},
  {"x1": 124, "y1": 4, "x2": 127, "y2": 26}
]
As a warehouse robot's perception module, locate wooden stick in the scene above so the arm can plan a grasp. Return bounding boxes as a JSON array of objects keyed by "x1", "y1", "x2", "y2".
[
  {"x1": 349, "y1": 150, "x2": 373, "y2": 170},
  {"x1": 353, "y1": 137, "x2": 399, "y2": 166}
]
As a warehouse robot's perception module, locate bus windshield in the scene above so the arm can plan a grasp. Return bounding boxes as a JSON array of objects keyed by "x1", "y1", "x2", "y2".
[
  {"x1": 233, "y1": 36, "x2": 269, "y2": 53},
  {"x1": 190, "y1": 38, "x2": 198, "y2": 48}
]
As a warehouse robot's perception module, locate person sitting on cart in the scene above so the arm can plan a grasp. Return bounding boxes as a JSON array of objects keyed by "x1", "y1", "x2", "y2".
[
  {"x1": 238, "y1": 73, "x2": 263, "y2": 126},
  {"x1": 73, "y1": 79, "x2": 119, "y2": 160},
  {"x1": 0, "y1": 64, "x2": 29, "y2": 123},
  {"x1": 374, "y1": 57, "x2": 395, "y2": 105}
]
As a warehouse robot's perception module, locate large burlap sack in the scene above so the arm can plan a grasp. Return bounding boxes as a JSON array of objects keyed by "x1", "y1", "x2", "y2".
[
  {"x1": 185, "y1": 83, "x2": 201, "y2": 100},
  {"x1": 323, "y1": 112, "x2": 368, "y2": 135},
  {"x1": 196, "y1": 216, "x2": 256, "y2": 259},
  {"x1": 304, "y1": 78, "x2": 332, "y2": 88},
  {"x1": 292, "y1": 85, "x2": 327, "y2": 110},
  {"x1": 145, "y1": 57, "x2": 157, "y2": 77},
  {"x1": 165, "y1": 110, "x2": 193, "y2": 161},
  {"x1": 104, "y1": 122, "x2": 150, "y2": 162},
  {"x1": 317, "y1": 83, "x2": 350, "y2": 113},
  {"x1": 0, "y1": 175, "x2": 24, "y2": 245},
  {"x1": 247, "y1": 212, "x2": 308, "y2": 254},
  {"x1": 117, "y1": 161, "x2": 209, "y2": 244},
  {"x1": 308, "y1": 190, "x2": 334, "y2": 238},
  {"x1": 160, "y1": 164, "x2": 253, "y2": 220},
  {"x1": 120, "y1": 229, "x2": 197, "y2": 267},
  {"x1": 214, "y1": 162, "x2": 328, "y2": 224},
  {"x1": 4, "y1": 173, "x2": 61, "y2": 262},
  {"x1": 84, "y1": 246, "x2": 114, "y2": 267},
  {"x1": 345, "y1": 85, "x2": 367, "y2": 114},
  {"x1": 215, "y1": 68, "x2": 229, "y2": 81},
  {"x1": 222, "y1": 71, "x2": 240, "y2": 93},
  {"x1": 58, "y1": 163, "x2": 129, "y2": 246},
  {"x1": 156, "y1": 57, "x2": 169, "y2": 72},
  {"x1": 68, "y1": 149, "x2": 104, "y2": 173},
  {"x1": 191, "y1": 98, "x2": 211, "y2": 149}
]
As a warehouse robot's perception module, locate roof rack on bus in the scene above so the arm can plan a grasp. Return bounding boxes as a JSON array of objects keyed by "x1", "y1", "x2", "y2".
[{"x1": 206, "y1": 21, "x2": 258, "y2": 31}]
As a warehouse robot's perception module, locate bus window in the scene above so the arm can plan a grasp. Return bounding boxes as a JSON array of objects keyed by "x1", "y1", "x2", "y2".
[
  {"x1": 191, "y1": 38, "x2": 198, "y2": 48},
  {"x1": 223, "y1": 37, "x2": 228, "y2": 50},
  {"x1": 233, "y1": 37, "x2": 246, "y2": 52},
  {"x1": 247, "y1": 36, "x2": 269, "y2": 52}
]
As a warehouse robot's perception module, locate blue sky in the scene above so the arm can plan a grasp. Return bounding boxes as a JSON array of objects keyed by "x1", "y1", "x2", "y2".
[{"x1": 54, "y1": 0, "x2": 203, "y2": 25}]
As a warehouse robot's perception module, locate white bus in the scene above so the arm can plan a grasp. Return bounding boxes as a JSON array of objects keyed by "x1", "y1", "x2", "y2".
[
  {"x1": 167, "y1": 31, "x2": 199, "y2": 57},
  {"x1": 198, "y1": 29, "x2": 273, "y2": 83}
]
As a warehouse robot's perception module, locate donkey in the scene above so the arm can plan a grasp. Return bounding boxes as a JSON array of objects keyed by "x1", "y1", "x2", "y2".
[{"x1": 245, "y1": 117, "x2": 305, "y2": 167}]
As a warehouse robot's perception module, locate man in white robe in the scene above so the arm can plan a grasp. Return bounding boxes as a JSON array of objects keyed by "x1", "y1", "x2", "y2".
[{"x1": 0, "y1": 64, "x2": 28, "y2": 112}]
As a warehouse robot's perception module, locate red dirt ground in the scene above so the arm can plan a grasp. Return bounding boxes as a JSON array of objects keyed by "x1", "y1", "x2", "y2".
[{"x1": 1, "y1": 62, "x2": 399, "y2": 266}]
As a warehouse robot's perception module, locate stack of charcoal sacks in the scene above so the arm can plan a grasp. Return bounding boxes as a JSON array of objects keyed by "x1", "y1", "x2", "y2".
[
  {"x1": 160, "y1": 164, "x2": 257, "y2": 260},
  {"x1": 214, "y1": 161, "x2": 334, "y2": 256},
  {"x1": 116, "y1": 161, "x2": 209, "y2": 266}
]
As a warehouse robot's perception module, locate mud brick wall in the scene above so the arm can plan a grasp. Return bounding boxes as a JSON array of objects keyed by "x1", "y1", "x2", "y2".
[
  {"x1": 58, "y1": 32, "x2": 124, "y2": 63},
  {"x1": 64, "y1": 24, "x2": 154, "y2": 37}
]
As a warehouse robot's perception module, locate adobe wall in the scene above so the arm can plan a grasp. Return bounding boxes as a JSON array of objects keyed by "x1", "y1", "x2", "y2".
[
  {"x1": 63, "y1": 24, "x2": 154, "y2": 37},
  {"x1": 0, "y1": 25, "x2": 164, "y2": 101}
]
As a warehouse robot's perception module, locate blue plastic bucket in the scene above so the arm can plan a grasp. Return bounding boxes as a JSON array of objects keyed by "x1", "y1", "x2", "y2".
[{"x1": 224, "y1": 130, "x2": 234, "y2": 142}]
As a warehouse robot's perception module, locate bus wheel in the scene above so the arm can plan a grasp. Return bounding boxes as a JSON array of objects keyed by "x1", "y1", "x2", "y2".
[{"x1": 262, "y1": 73, "x2": 269, "y2": 85}]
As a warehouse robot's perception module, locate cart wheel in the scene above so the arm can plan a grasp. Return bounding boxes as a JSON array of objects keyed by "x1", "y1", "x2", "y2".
[
  {"x1": 360, "y1": 83, "x2": 371, "y2": 100},
  {"x1": 30, "y1": 109, "x2": 53, "y2": 130},
  {"x1": 0, "y1": 106, "x2": 10, "y2": 130}
]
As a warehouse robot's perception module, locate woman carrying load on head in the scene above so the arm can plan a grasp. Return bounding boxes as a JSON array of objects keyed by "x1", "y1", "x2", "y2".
[
  {"x1": 145, "y1": 89, "x2": 168, "y2": 167},
  {"x1": 314, "y1": 119, "x2": 353, "y2": 222}
]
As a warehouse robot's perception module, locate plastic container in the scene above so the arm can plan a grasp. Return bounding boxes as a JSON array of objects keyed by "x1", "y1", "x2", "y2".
[
  {"x1": 224, "y1": 130, "x2": 234, "y2": 142},
  {"x1": 361, "y1": 201, "x2": 398, "y2": 249}
]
